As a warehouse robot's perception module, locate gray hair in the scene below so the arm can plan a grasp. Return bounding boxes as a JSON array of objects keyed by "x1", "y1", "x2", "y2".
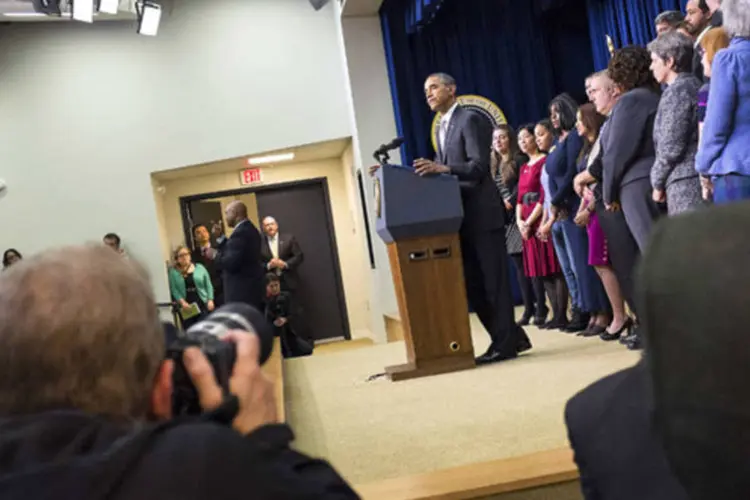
[
  {"x1": 723, "y1": 0, "x2": 750, "y2": 37},
  {"x1": 262, "y1": 216, "x2": 277, "y2": 225},
  {"x1": 428, "y1": 72, "x2": 457, "y2": 87},
  {"x1": 655, "y1": 10, "x2": 685, "y2": 28},
  {"x1": 591, "y1": 70, "x2": 614, "y2": 88},
  {"x1": 647, "y1": 32, "x2": 695, "y2": 73}
]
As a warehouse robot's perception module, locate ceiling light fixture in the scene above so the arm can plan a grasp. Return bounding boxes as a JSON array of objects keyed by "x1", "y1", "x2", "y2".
[
  {"x1": 247, "y1": 152, "x2": 295, "y2": 165},
  {"x1": 1, "y1": 12, "x2": 49, "y2": 17},
  {"x1": 98, "y1": 0, "x2": 119, "y2": 14},
  {"x1": 31, "y1": 0, "x2": 61, "y2": 15},
  {"x1": 72, "y1": 0, "x2": 95, "y2": 23},
  {"x1": 136, "y1": 1, "x2": 162, "y2": 36}
]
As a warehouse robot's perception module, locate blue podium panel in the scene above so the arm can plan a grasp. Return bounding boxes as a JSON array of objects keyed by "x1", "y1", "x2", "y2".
[{"x1": 374, "y1": 164, "x2": 464, "y2": 243}]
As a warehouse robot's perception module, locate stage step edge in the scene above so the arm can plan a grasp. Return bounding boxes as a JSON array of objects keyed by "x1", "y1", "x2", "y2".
[{"x1": 355, "y1": 447, "x2": 579, "y2": 500}]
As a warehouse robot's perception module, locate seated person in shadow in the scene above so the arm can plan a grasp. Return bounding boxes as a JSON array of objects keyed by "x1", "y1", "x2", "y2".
[
  {"x1": 565, "y1": 216, "x2": 694, "y2": 498},
  {"x1": 265, "y1": 274, "x2": 312, "y2": 359},
  {"x1": 639, "y1": 201, "x2": 750, "y2": 499}
]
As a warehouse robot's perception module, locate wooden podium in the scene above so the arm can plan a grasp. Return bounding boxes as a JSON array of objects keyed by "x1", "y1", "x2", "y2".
[{"x1": 373, "y1": 164, "x2": 475, "y2": 381}]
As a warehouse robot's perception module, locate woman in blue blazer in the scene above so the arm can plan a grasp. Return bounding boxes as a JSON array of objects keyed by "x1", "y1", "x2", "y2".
[{"x1": 696, "y1": 0, "x2": 750, "y2": 204}]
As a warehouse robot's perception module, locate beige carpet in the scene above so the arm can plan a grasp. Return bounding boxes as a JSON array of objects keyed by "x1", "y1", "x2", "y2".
[{"x1": 284, "y1": 314, "x2": 639, "y2": 485}]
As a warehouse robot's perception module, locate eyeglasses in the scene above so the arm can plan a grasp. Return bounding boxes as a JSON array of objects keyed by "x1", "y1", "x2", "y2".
[{"x1": 177, "y1": 253, "x2": 190, "y2": 258}]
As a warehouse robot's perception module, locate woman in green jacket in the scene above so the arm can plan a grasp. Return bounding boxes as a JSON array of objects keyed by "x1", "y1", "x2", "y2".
[{"x1": 168, "y1": 245, "x2": 214, "y2": 330}]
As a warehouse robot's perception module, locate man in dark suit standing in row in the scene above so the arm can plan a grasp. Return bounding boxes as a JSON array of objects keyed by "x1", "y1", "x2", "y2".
[
  {"x1": 260, "y1": 216, "x2": 304, "y2": 293},
  {"x1": 412, "y1": 73, "x2": 530, "y2": 365},
  {"x1": 212, "y1": 201, "x2": 264, "y2": 309}
]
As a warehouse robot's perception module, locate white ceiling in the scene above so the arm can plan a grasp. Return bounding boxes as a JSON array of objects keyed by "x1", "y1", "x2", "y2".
[{"x1": 0, "y1": 0, "x2": 136, "y2": 21}]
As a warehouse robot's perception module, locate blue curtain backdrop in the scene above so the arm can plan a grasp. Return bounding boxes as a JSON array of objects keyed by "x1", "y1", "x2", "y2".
[
  {"x1": 586, "y1": 0, "x2": 689, "y2": 69},
  {"x1": 381, "y1": 0, "x2": 594, "y2": 166},
  {"x1": 380, "y1": 0, "x2": 594, "y2": 305}
]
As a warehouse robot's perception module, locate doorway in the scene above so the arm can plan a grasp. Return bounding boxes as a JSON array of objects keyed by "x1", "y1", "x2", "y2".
[{"x1": 180, "y1": 178, "x2": 351, "y2": 342}]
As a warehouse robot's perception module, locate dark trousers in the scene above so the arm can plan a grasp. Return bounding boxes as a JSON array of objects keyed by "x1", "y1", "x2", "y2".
[
  {"x1": 510, "y1": 253, "x2": 547, "y2": 319},
  {"x1": 620, "y1": 178, "x2": 662, "y2": 252},
  {"x1": 596, "y1": 201, "x2": 640, "y2": 314},
  {"x1": 461, "y1": 229, "x2": 523, "y2": 353}
]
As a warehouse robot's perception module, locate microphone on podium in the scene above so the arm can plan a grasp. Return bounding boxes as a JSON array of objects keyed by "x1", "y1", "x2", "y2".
[{"x1": 373, "y1": 137, "x2": 404, "y2": 164}]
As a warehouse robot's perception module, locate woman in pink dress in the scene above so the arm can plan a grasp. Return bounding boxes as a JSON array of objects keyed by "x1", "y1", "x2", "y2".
[
  {"x1": 572, "y1": 104, "x2": 631, "y2": 338},
  {"x1": 516, "y1": 124, "x2": 561, "y2": 321}
]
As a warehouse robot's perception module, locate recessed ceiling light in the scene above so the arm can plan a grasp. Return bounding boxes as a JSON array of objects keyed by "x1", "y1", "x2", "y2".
[
  {"x1": 99, "y1": 0, "x2": 119, "y2": 14},
  {"x1": 247, "y1": 153, "x2": 295, "y2": 165},
  {"x1": 2, "y1": 12, "x2": 49, "y2": 17}
]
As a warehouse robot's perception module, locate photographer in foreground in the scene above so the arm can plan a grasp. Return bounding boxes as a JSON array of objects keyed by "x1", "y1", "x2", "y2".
[{"x1": 0, "y1": 246, "x2": 357, "y2": 499}]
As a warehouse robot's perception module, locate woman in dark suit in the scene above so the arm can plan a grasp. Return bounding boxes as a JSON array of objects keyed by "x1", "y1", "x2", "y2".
[
  {"x1": 602, "y1": 46, "x2": 663, "y2": 252},
  {"x1": 491, "y1": 125, "x2": 543, "y2": 326}
]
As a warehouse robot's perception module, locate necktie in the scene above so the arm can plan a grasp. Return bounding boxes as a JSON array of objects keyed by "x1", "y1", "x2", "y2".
[{"x1": 439, "y1": 119, "x2": 449, "y2": 151}]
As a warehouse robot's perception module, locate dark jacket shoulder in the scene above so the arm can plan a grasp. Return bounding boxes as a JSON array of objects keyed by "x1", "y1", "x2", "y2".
[
  {"x1": 566, "y1": 364, "x2": 688, "y2": 500},
  {"x1": 118, "y1": 423, "x2": 357, "y2": 500}
]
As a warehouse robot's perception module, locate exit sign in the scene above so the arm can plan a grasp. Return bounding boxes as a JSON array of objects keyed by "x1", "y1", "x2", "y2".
[{"x1": 240, "y1": 168, "x2": 263, "y2": 186}]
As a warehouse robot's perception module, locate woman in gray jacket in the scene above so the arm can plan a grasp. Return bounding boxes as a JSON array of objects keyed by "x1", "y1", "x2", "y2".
[{"x1": 648, "y1": 32, "x2": 704, "y2": 215}]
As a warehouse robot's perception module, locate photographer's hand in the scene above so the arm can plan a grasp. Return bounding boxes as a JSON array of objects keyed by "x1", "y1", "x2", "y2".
[{"x1": 183, "y1": 331, "x2": 278, "y2": 435}]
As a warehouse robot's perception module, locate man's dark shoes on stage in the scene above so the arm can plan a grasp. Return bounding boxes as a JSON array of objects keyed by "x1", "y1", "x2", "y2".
[
  {"x1": 476, "y1": 327, "x2": 530, "y2": 365},
  {"x1": 476, "y1": 346, "x2": 517, "y2": 365},
  {"x1": 517, "y1": 336, "x2": 533, "y2": 354}
]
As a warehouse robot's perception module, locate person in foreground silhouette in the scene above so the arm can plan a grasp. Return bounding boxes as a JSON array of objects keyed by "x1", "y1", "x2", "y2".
[
  {"x1": 565, "y1": 208, "x2": 700, "y2": 499},
  {"x1": 0, "y1": 246, "x2": 357, "y2": 499},
  {"x1": 640, "y1": 201, "x2": 750, "y2": 500}
]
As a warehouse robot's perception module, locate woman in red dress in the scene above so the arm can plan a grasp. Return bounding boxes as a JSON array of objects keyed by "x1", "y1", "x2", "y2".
[{"x1": 516, "y1": 124, "x2": 561, "y2": 324}]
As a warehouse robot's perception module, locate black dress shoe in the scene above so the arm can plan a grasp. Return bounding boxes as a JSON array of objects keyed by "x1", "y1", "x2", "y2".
[
  {"x1": 579, "y1": 325, "x2": 606, "y2": 337},
  {"x1": 564, "y1": 321, "x2": 588, "y2": 333},
  {"x1": 545, "y1": 319, "x2": 569, "y2": 330},
  {"x1": 626, "y1": 335, "x2": 643, "y2": 350},
  {"x1": 476, "y1": 347, "x2": 518, "y2": 365},
  {"x1": 600, "y1": 318, "x2": 634, "y2": 342},
  {"x1": 517, "y1": 337, "x2": 533, "y2": 354},
  {"x1": 532, "y1": 315, "x2": 548, "y2": 327}
]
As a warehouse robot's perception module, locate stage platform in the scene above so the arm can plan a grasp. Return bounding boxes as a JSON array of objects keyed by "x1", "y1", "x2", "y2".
[{"x1": 284, "y1": 313, "x2": 639, "y2": 490}]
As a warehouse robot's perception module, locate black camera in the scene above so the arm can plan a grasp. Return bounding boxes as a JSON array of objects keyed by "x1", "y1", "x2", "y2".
[
  {"x1": 166, "y1": 303, "x2": 273, "y2": 416},
  {"x1": 268, "y1": 292, "x2": 291, "y2": 320}
]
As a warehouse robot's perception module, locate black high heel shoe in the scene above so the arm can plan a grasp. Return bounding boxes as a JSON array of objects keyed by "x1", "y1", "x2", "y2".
[
  {"x1": 517, "y1": 311, "x2": 534, "y2": 326},
  {"x1": 600, "y1": 318, "x2": 633, "y2": 342}
]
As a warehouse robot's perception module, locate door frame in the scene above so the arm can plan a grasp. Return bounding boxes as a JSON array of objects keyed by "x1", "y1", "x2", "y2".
[{"x1": 178, "y1": 177, "x2": 352, "y2": 341}]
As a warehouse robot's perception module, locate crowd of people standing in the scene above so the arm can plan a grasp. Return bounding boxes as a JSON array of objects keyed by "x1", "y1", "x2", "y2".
[{"x1": 492, "y1": 0, "x2": 748, "y2": 351}]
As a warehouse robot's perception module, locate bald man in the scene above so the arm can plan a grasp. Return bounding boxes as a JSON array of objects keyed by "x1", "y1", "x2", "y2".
[
  {"x1": 212, "y1": 201, "x2": 264, "y2": 308},
  {"x1": 260, "y1": 216, "x2": 304, "y2": 292}
]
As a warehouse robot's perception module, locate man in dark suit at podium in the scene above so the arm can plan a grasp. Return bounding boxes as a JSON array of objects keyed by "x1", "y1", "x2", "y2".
[
  {"x1": 211, "y1": 201, "x2": 264, "y2": 309},
  {"x1": 413, "y1": 72, "x2": 530, "y2": 365}
]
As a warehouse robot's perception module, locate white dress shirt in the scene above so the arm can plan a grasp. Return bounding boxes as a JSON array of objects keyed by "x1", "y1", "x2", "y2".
[
  {"x1": 439, "y1": 101, "x2": 459, "y2": 151},
  {"x1": 695, "y1": 25, "x2": 712, "y2": 48},
  {"x1": 267, "y1": 234, "x2": 279, "y2": 259}
]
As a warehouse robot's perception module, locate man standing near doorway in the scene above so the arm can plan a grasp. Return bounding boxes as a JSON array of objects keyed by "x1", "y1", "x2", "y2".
[
  {"x1": 411, "y1": 72, "x2": 530, "y2": 365},
  {"x1": 260, "y1": 216, "x2": 310, "y2": 343},
  {"x1": 212, "y1": 201, "x2": 264, "y2": 309},
  {"x1": 191, "y1": 224, "x2": 224, "y2": 307},
  {"x1": 260, "y1": 216, "x2": 304, "y2": 293}
]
